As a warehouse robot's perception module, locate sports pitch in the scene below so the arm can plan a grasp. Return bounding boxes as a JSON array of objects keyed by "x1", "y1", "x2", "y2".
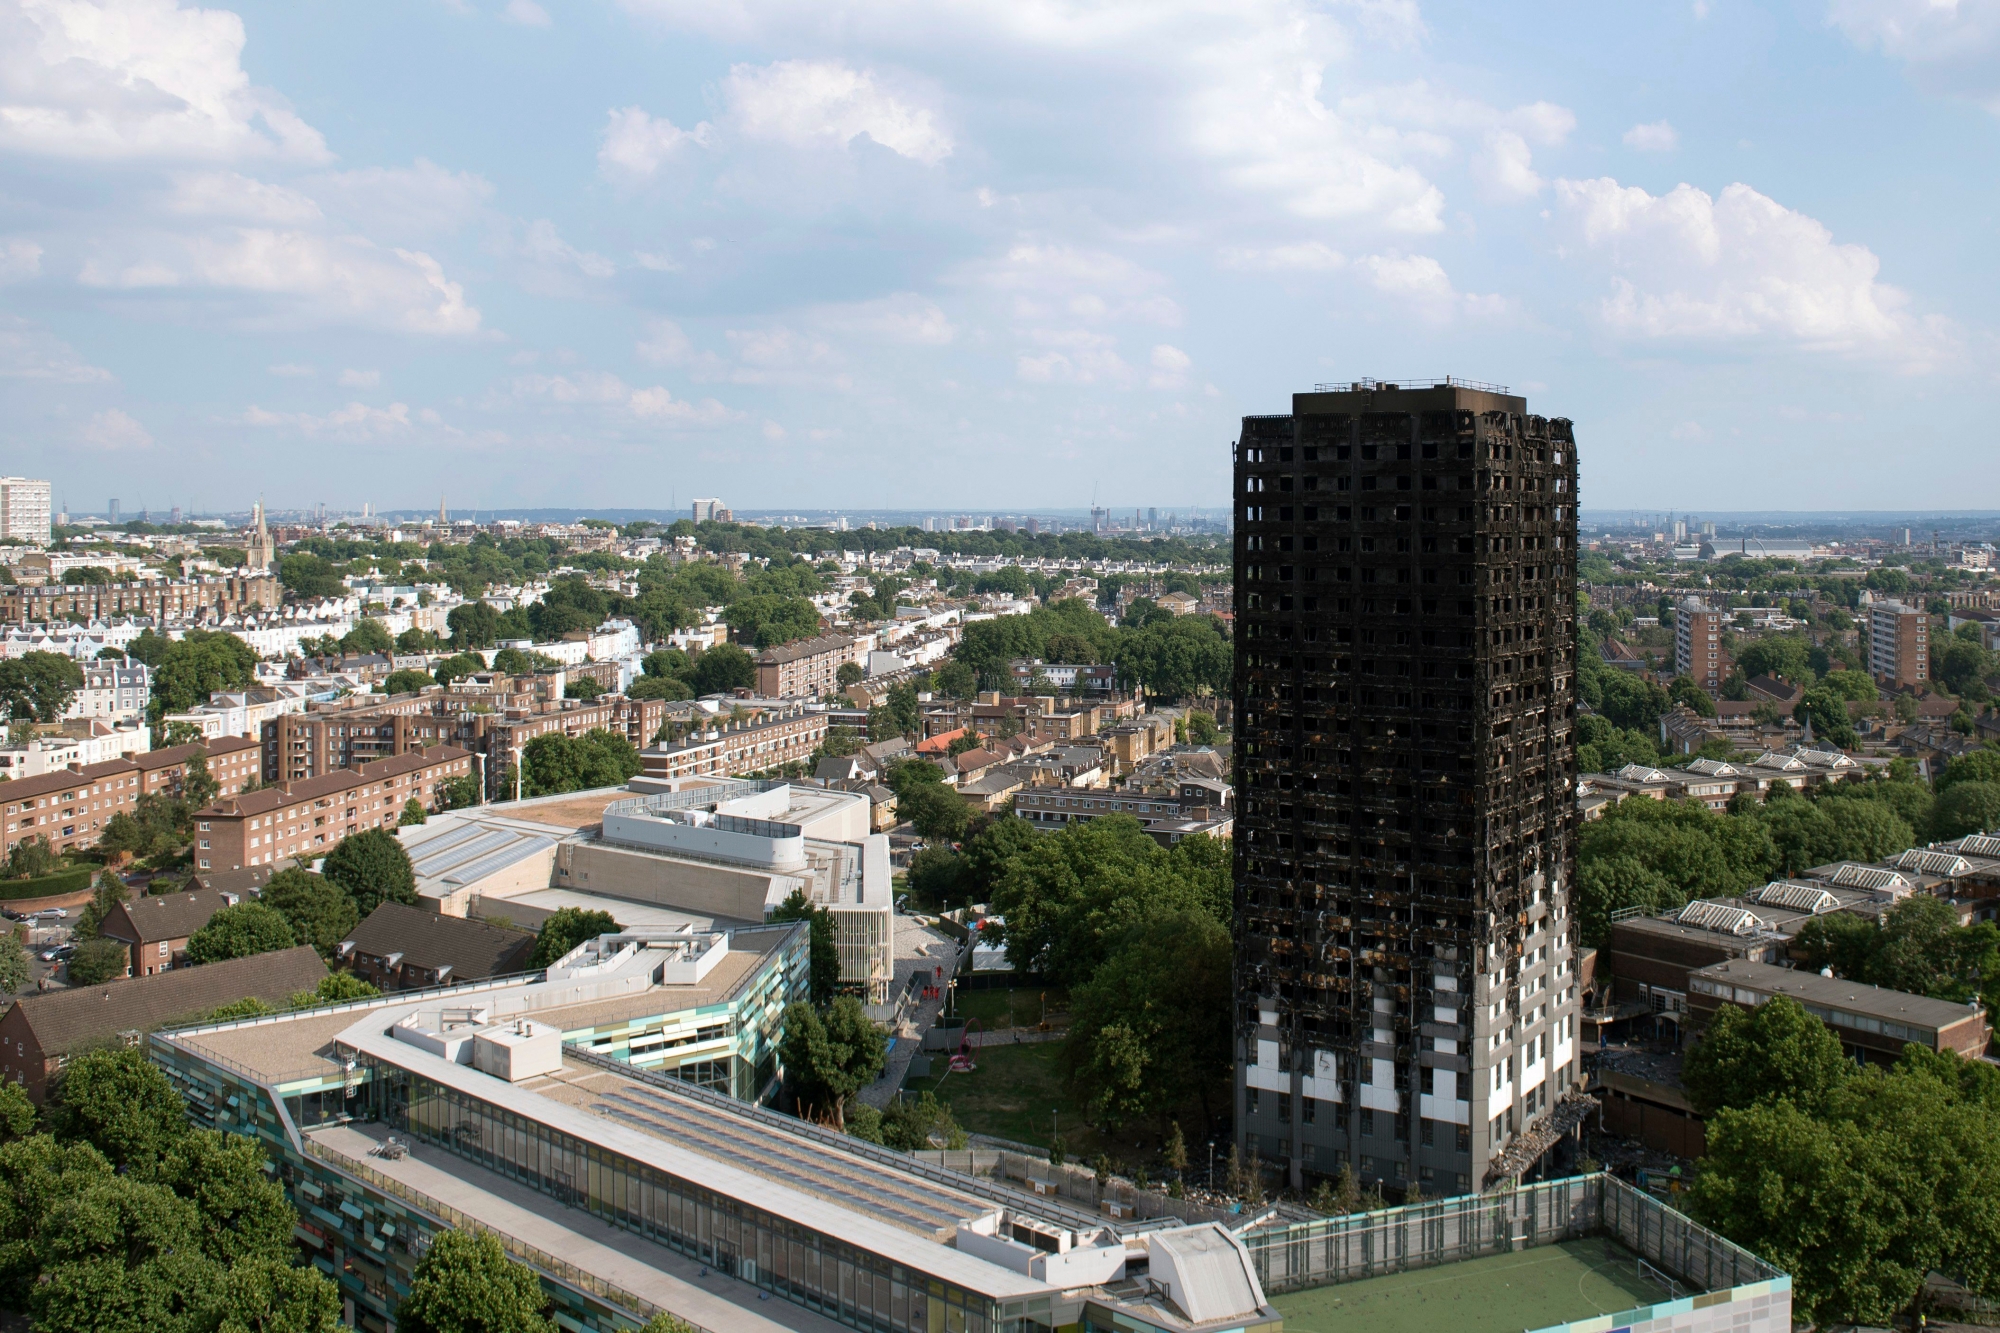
[{"x1": 1271, "y1": 1237, "x2": 1677, "y2": 1333}]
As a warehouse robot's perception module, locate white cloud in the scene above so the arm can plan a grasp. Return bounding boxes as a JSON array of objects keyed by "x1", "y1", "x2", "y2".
[
  {"x1": 723, "y1": 59, "x2": 951, "y2": 164},
  {"x1": 1220, "y1": 241, "x2": 1346, "y2": 271},
  {"x1": 0, "y1": 0, "x2": 327, "y2": 161},
  {"x1": 517, "y1": 219, "x2": 615, "y2": 278},
  {"x1": 501, "y1": 369, "x2": 740, "y2": 425},
  {"x1": 501, "y1": 0, "x2": 550, "y2": 25},
  {"x1": 0, "y1": 317, "x2": 109, "y2": 380},
  {"x1": 636, "y1": 318, "x2": 693, "y2": 364},
  {"x1": 762, "y1": 419, "x2": 786, "y2": 440},
  {"x1": 961, "y1": 242, "x2": 1181, "y2": 325},
  {"x1": 1474, "y1": 129, "x2": 1542, "y2": 200},
  {"x1": 166, "y1": 170, "x2": 322, "y2": 223},
  {"x1": 1015, "y1": 328, "x2": 1131, "y2": 385},
  {"x1": 305, "y1": 160, "x2": 493, "y2": 238},
  {"x1": 809, "y1": 293, "x2": 954, "y2": 344},
  {"x1": 78, "y1": 230, "x2": 484, "y2": 335},
  {"x1": 598, "y1": 106, "x2": 712, "y2": 179},
  {"x1": 243, "y1": 399, "x2": 416, "y2": 437},
  {"x1": 1148, "y1": 342, "x2": 1191, "y2": 389},
  {"x1": 0, "y1": 238, "x2": 42, "y2": 280},
  {"x1": 1552, "y1": 176, "x2": 1936, "y2": 357},
  {"x1": 338, "y1": 367, "x2": 380, "y2": 388},
  {"x1": 267, "y1": 362, "x2": 313, "y2": 377},
  {"x1": 1829, "y1": 0, "x2": 2000, "y2": 109},
  {"x1": 78, "y1": 406, "x2": 150, "y2": 449},
  {"x1": 1355, "y1": 252, "x2": 1506, "y2": 320},
  {"x1": 1623, "y1": 120, "x2": 1679, "y2": 152}
]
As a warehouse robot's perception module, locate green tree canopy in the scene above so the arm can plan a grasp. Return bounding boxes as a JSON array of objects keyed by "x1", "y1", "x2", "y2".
[
  {"x1": 780, "y1": 997, "x2": 885, "y2": 1129},
  {"x1": 529, "y1": 907, "x2": 621, "y2": 968},
  {"x1": 0, "y1": 651, "x2": 85, "y2": 722},
  {"x1": 770, "y1": 889, "x2": 840, "y2": 1005},
  {"x1": 151, "y1": 632, "x2": 259, "y2": 717},
  {"x1": 397, "y1": 1229, "x2": 554, "y2": 1333},
  {"x1": 1681, "y1": 995, "x2": 1851, "y2": 1119},
  {"x1": 384, "y1": 668, "x2": 436, "y2": 695},
  {"x1": 1065, "y1": 910, "x2": 1231, "y2": 1135},
  {"x1": 899, "y1": 781, "x2": 970, "y2": 843},
  {"x1": 688, "y1": 642, "x2": 755, "y2": 695},
  {"x1": 185, "y1": 902, "x2": 297, "y2": 965},
  {"x1": 319, "y1": 827, "x2": 417, "y2": 916},
  {"x1": 260, "y1": 868, "x2": 359, "y2": 961},
  {"x1": 45, "y1": 1048, "x2": 192, "y2": 1172}
]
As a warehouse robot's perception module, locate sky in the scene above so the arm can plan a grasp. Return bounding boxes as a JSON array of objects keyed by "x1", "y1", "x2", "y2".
[{"x1": 1, "y1": 0, "x2": 1997, "y2": 517}]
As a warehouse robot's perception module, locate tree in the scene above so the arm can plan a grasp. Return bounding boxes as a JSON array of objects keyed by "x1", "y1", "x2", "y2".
[
  {"x1": 933, "y1": 660, "x2": 977, "y2": 700},
  {"x1": 518, "y1": 729, "x2": 643, "y2": 797},
  {"x1": 384, "y1": 668, "x2": 436, "y2": 695},
  {"x1": 836, "y1": 661, "x2": 863, "y2": 688},
  {"x1": 436, "y1": 774, "x2": 482, "y2": 811},
  {"x1": 261, "y1": 868, "x2": 359, "y2": 961},
  {"x1": 446, "y1": 601, "x2": 500, "y2": 650},
  {"x1": 876, "y1": 1091, "x2": 967, "y2": 1151},
  {"x1": 1186, "y1": 712, "x2": 1221, "y2": 745},
  {"x1": 319, "y1": 828, "x2": 417, "y2": 916},
  {"x1": 780, "y1": 998, "x2": 885, "y2": 1129},
  {"x1": 186, "y1": 902, "x2": 297, "y2": 965},
  {"x1": 1937, "y1": 748, "x2": 2000, "y2": 795},
  {"x1": 726, "y1": 594, "x2": 822, "y2": 649},
  {"x1": 397, "y1": 1228, "x2": 555, "y2": 1333},
  {"x1": 905, "y1": 847, "x2": 968, "y2": 909},
  {"x1": 197, "y1": 1257, "x2": 343, "y2": 1333},
  {"x1": 399, "y1": 797, "x2": 429, "y2": 826},
  {"x1": 65, "y1": 937, "x2": 129, "y2": 985},
  {"x1": 1681, "y1": 996, "x2": 1850, "y2": 1119},
  {"x1": 0, "y1": 928, "x2": 27, "y2": 996},
  {"x1": 4, "y1": 833, "x2": 57, "y2": 879},
  {"x1": 1668, "y1": 674, "x2": 1716, "y2": 717},
  {"x1": 899, "y1": 781, "x2": 970, "y2": 843},
  {"x1": 564, "y1": 677, "x2": 603, "y2": 700},
  {"x1": 146, "y1": 1126, "x2": 298, "y2": 1264},
  {"x1": 1066, "y1": 911, "x2": 1231, "y2": 1134},
  {"x1": 1735, "y1": 635, "x2": 1815, "y2": 682},
  {"x1": 151, "y1": 632, "x2": 258, "y2": 717},
  {"x1": 490, "y1": 647, "x2": 537, "y2": 675},
  {"x1": 181, "y1": 751, "x2": 219, "y2": 810},
  {"x1": 991, "y1": 815, "x2": 1226, "y2": 984},
  {"x1": 341, "y1": 617, "x2": 395, "y2": 656},
  {"x1": 636, "y1": 1315, "x2": 699, "y2": 1333},
  {"x1": 529, "y1": 907, "x2": 621, "y2": 968},
  {"x1": 626, "y1": 674, "x2": 692, "y2": 701},
  {"x1": 958, "y1": 816, "x2": 1041, "y2": 904},
  {"x1": 770, "y1": 889, "x2": 840, "y2": 1005},
  {"x1": 0, "y1": 651, "x2": 84, "y2": 722},
  {"x1": 289, "y1": 972, "x2": 381, "y2": 1009},
  {"x1": 0, "y1": 1080, "x2": 33, "y2": 1140},
  {"x1": 688, "y1": 642, "x2": 755, "y2": 695},
  {"x1": 1794, "y1": 686, "x2": 1858, "y2": 749},
  {"x1": 433, "y1": 652, "x2": 487, "y2": 687},
  {"x1": 1933, "y1": 781, "x2": 2000, "y2": 840},
  {"x1": 45, "y1": 1048, "x2": 190, "y2": 1171},
  {"x1": 641, "y1": 648, "x2": 690, "y2": 680},
  {"x1": 277, "y1": 553, "x2": 345, "y2": 600}
]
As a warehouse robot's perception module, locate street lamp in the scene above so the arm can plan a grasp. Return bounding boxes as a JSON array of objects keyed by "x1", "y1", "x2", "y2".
[{"x1": 1208, "y1": 1140, "x2": 1216, "y2": 1190}]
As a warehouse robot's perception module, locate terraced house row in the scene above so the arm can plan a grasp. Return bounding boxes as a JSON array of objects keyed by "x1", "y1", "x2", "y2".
[{"x1": 0, "y1": 737, "x2": 262, "y2": 857}]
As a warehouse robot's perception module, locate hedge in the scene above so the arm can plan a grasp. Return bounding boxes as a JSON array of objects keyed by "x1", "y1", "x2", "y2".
[{"x1": 0, "y1": 866, "x2": 97, "y2": 901}]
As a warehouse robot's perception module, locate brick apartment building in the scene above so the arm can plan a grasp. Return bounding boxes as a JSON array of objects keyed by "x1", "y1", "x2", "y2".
[
  {"x1": 0, "y1": 736, "x2": 265, "y2": 859},
  {"x1": 97, "y1": 887, "x2": 236, "y2": 977},
  {"x1": 641, "y1": 708, "x2": 828, "y2": 780},
  {"x1": 1869, "y1": 599, "x2": 1929, "y2": 687},
  {"x1": 136, "y1": 736, "x2": 262, "y2": 798},
  {"x1": 0, "y1": 574, "x2": 279, "y2": 626},
  {"x1": 192, "y1": 745, "x2": 473, "y2": 872},
  {"x1": 264, "y1": 685, "x2": 665, "y2": 790},
  {"x1": 755, "y1": 634, "x2": 854, "y2": 699},
  {"x1": 1674, "y1": 596, "x2": 1728, "y2": 693}
]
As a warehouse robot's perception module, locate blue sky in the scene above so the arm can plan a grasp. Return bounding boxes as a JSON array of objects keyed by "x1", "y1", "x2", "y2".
[{"x1": 0, "y1": 0, "x2": 1995, "y2": 515}]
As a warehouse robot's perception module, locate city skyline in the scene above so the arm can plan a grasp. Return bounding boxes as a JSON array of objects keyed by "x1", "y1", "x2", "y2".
[{"x1": 1, "y1": 1, "x2": 1997, "y2": 509}]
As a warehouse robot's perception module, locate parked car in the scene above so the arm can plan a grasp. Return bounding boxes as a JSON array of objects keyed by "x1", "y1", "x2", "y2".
[{"x1": 28, "y1": 907, "x2": 66, "y2": 921}]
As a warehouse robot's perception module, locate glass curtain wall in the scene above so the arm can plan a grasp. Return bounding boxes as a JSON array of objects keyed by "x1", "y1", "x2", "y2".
[{"x1": 372, "y1": 1066, "x2": 1016, "y2": 1333}]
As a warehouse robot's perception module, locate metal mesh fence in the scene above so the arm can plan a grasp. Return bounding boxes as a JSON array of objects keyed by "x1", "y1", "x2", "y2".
[{"x1": 1240, "y1": 1174, "x2": 1780, "y2": 1298}]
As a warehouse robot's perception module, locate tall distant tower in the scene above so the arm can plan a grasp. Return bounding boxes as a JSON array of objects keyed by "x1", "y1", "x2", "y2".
[
  {"x1": 245, "y1": 500, "x2": 274, "y2": 571},
  {"x1": 1232, "y1": 378, "x2": 1582, "y2": 1200},
  {"x1": 438, "y1": 495, "x2": 448, "y2": 527}
]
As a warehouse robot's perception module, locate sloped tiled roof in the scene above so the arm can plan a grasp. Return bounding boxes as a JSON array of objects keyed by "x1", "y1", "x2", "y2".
[
  {"x1": 340, "y1": 901, "x2": 536, "y2": 982},
  {"x1": 9, "y1": 946, "x2": 326, "y2": 1057}
]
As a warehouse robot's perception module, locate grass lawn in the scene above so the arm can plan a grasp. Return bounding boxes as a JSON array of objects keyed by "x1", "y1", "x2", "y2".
[
  {"x1": 948, "y1": 986, "x2": 1067, "y2": 1032},
  {"x1": 1272, "y1": 1238, "x2": 1675, "y2": 1333},
  {"x1": 912, "y1": 1040, "x2": 1224, "y2": 1175}
]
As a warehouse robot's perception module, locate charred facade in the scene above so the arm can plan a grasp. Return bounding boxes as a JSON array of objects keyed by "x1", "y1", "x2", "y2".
[{"x1": 1231, "y1": 380, "x2": 1583, "y2": 1197}]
